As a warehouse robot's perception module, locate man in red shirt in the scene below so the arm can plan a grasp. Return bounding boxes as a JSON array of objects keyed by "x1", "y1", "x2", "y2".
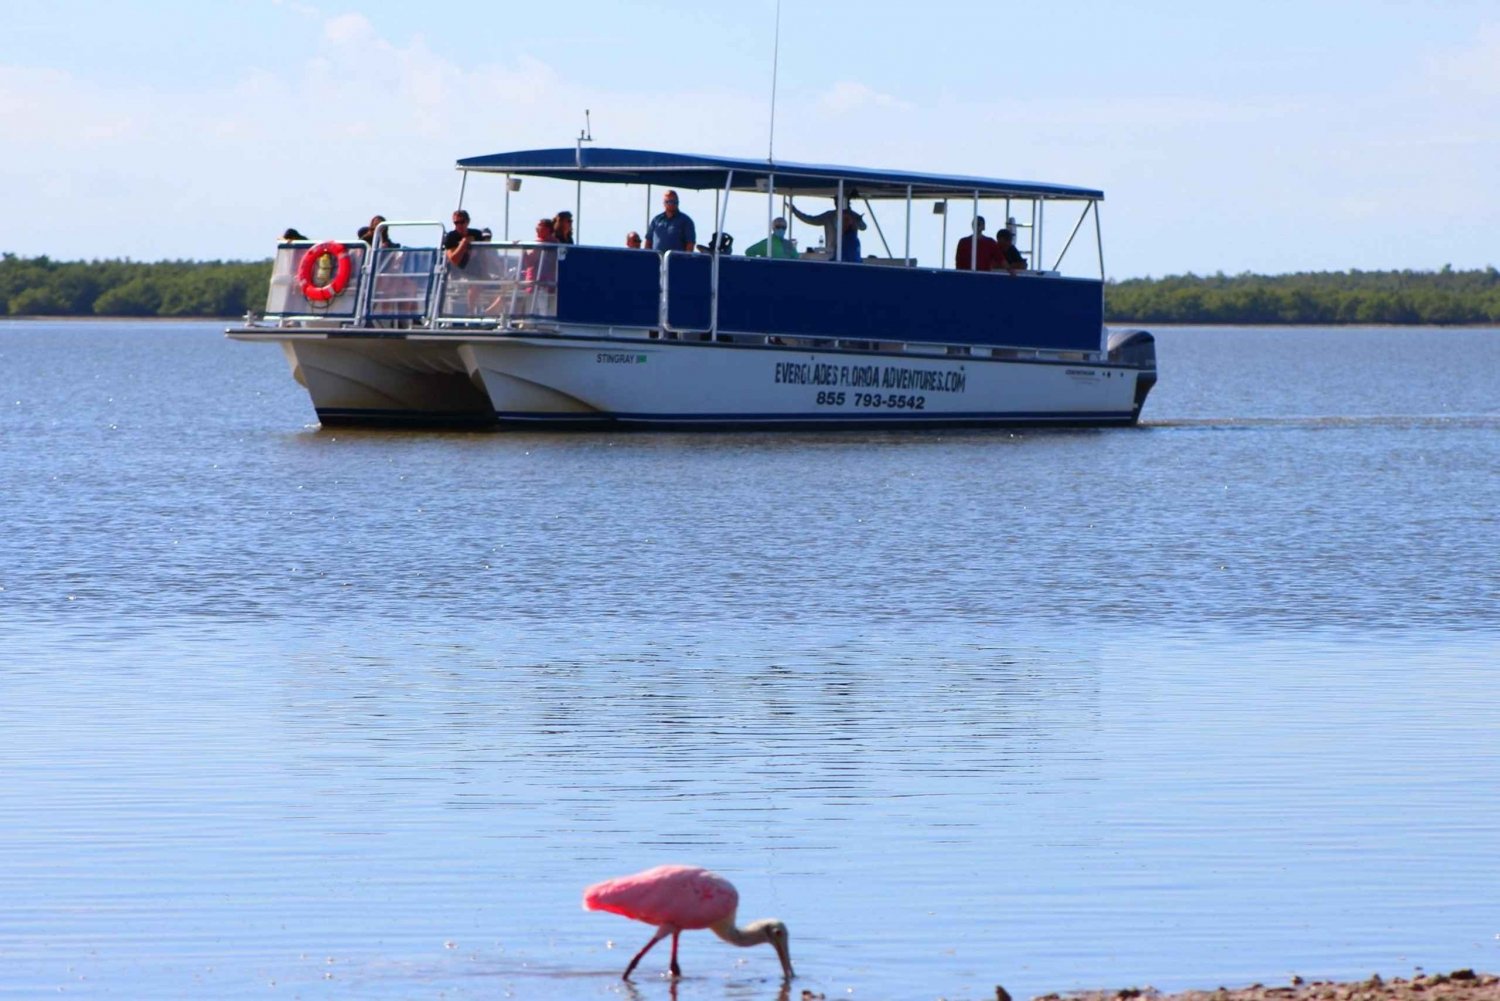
[{"x1": 954, "y1": 216, "x2": 1001, "y2": 271}]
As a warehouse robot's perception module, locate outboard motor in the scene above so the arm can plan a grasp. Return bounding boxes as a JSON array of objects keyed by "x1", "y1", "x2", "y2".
[{"x1": 1106, "y1": 328, "x2": 1158, "y2": 421}]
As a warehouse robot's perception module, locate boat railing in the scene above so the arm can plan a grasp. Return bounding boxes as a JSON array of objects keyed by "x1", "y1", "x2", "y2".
[
  {"x1": 433, "y1": 243, "x2": 558, "y2": 325},
  {"x1": 265, "y1": 242, "x2": 370, "y2": 320},
  {"x1": 257, "y1": 239, "x2": 1103, "y2": 356},
  {"x1": 363, "y1": 247, "x2": 441, "y2": 321},
  {"x1": 663, "y1": 252, "x2": 1104, "y2": 353},
  {"x1": 357, "y1": 221, "x2": 446, "y2": 323}
]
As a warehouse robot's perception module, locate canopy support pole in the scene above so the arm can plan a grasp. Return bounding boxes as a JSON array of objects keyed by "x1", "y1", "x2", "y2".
[
  {"x1": 1051, "y1": 199, "x2": 1093, "y2": 273},
  {"x1": 1094, "y1": 199, "x2": 1105, "y2": 279},
  {"x1": 711, "y1": 169, "x2": 733, "y2": 337},
  {"x1": 1036, "y1": 200, "x2": 1044, "y2": 272},
  {"x1": 836, "y1": 179, "x2": 844, "y2": 262},
  {"x1": 939, "y1": 201, "x2": 947, "y2": 267},
  {"x1": 864, "y1": 197, "x2": 893, "y2": 258},
  {"x1": 970, "y1": 189, "x2": 980, "y2": 269},
  {"x1": 904, "y1": 185, "x2": 912, "y2": 266},
  {"x1": 767, "y1": 173, "x2": 775, "y2": 245}
]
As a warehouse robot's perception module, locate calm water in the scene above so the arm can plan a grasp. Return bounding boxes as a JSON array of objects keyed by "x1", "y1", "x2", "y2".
[{"x1": 1, "y1": 321, "x2": 1497, "y2": 1000}]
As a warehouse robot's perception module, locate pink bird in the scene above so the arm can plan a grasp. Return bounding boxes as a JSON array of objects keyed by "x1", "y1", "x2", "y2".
[{"x1": 583, "y1": 864, "x2": 794, "y2": 981}]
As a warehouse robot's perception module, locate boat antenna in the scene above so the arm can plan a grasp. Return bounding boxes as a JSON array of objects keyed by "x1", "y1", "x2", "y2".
[
  {"x1": 767, "y1": 0, "x2": 781, "y2": 163},
  {"x1": 575, "y1": 109, "x2": 593, "y2": 165},
  {"x1": 575, "y1": 109, "x2": 593, "y2": 239}
]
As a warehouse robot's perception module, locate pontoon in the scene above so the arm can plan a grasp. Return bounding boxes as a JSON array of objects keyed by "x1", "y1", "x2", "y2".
[{"x1": 228, "y1": 147, "x2": 1156, "y2": 428}]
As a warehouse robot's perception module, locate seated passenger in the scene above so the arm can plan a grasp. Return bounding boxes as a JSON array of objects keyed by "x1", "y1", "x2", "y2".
[
  {"x1": 443, "y1": 209, "x2": 491, "y2": 270},
  {"x1": 994, "y1": 227, "x2": 1026, "y2": 275},
  {"x1": 522, "y1": 218, "x2": 558, "y2": 281},
  {"x1": 552, "y1": 211, "x2": 575, "y2": 245},
  {"x1": 358, "y1": 214, "x2": 400, "y2": 249},
  {"x1": 625, "y1": 231, "x2": 643, "y2": 249},
  {"x1": 790, "y1": 194, "x2": 865, "y2": 262},
  {"x1": 954, "y1": 216, "x2": 1000, "y2": 271},
  {"x1": 519, "y1": 218, "x2": 559, "y2": 315},
  {"x1": 744, "y1": 217, "x2": 798, "y2": 259}
]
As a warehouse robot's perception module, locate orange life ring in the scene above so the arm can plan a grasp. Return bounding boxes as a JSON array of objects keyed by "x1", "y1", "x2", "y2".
[{"x1": 296, "y1": 241, "x2": 353, "y2": 303}]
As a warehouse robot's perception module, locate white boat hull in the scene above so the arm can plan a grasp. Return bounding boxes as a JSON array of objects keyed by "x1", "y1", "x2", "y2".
[
  {"x1": 232, "y1": 329, "x2": 1153, "y2": 429},
  {"x1": 275, "y1": 336, "x2": 493, "y2": 425},
  {"x1": 459, "y1": 335, "x2": 1146, "y2": 428}
]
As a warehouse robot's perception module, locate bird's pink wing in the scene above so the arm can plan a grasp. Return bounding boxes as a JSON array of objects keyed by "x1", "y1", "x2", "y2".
[{"x1": 583, "y1": 864, "x2": 739, "y2": 929}]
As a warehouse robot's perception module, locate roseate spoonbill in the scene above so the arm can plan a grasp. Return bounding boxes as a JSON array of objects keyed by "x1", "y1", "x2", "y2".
[{"x1": 583, "y1": 864, "x2": 793, "y2": 981}]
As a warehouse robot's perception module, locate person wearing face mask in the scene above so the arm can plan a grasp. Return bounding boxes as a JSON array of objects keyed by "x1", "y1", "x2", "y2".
[{"x1": 744, "y1": 217, "x2": 798, "y2": 259}]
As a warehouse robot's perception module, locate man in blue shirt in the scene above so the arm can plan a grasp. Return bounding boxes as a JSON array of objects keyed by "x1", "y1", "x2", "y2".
[{"x1": 645, "y1": 190, "x2": 696, "y2": 253}]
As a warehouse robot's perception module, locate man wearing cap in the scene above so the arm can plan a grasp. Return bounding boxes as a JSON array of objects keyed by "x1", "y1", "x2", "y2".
[
  {"x1": 744, "y1": 217, "x2": 798, "y2": 259},
  {"x1": 645, "y1": 190, "x2": 696, "y2": 253}
]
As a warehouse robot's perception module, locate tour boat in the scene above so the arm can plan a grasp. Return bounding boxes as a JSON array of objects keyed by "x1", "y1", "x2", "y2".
[{"x1": 228, "y1": 147, "x2": 1157, "y2": 429}]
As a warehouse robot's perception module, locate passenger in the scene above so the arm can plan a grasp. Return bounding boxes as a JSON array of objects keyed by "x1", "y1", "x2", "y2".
[
  {"x1": 645, "y1": 190, "x2": 696, "y2": 253},
  {"x1": 443, "y1": 209, "x2": 490, "y2": 270},
  {"x1": 522, "y1": 218, "x2": 558, "y2": 281},
  {"x1": 358, "y1": 214, "x2": 400, "y2": 249},
  {"x1": 790, "y1": 194, "x2": 865, "y2": 262},
  {"x1": 552, "y1": 210, "x2": 575, "y2": 245},
  {"x1": 625, "y1": 231, "x2": 643, "y2": 249},
  {"x1": 954, "y1": 216, "x2": 999, "y2": 271},
  {"x1": 280, "y1": 228, "x2": 307, "y2": 242},
  {"x1": 519, "y1": 218, "x2": 559, "y2": 315},
  {"x1": 744, "y1": 217, "x2": 798, "y2": 259},
  {"x1": 994, "y1": 227, "x2": 1026, "y2": 275}
]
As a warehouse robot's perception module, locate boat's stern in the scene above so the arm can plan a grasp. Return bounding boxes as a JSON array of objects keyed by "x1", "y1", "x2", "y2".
[{"x1": 1106, "y1": 328, "x2": 1158, "y2": 422}]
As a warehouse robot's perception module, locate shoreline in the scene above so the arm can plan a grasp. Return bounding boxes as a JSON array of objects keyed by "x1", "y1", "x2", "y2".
[{"x1": 1018, "y1": 970, "x2": 1500, "y2": 1001}]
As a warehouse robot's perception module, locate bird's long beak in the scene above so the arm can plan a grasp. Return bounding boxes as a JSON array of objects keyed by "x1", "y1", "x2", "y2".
[{"x1": 772, "y1": 935, "x2": 794, "y2": 980}]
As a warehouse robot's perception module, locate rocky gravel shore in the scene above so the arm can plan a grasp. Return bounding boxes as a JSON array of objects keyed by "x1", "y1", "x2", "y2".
[{"x1": 1018, "y1": 969, "x2": 1500, "y2": 1001}]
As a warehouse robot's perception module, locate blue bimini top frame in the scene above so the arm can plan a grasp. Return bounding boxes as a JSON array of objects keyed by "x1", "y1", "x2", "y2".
[{"x1": 455, "y1": 147, "x2": 1103, "y2": 202}]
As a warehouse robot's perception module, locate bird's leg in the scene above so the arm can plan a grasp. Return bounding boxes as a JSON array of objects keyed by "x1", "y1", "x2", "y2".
[
  {"x1": 669, "y1": 929, "x2": 682, "y2": 978},
  {"x1": 623, "y1": 925, "x2": 673, "y2": 980}
]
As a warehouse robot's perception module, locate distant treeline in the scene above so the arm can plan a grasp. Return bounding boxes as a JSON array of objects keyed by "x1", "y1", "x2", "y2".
[
  {"x1": 1105, "y1": 267, "x2": 1500, "y2": 325},
  {"x1": 3, "y1": 253, "x2": 1499, "y2": 324},
  {"x1": 0, "y1": 254, "x2": 271, "y2": 318}
]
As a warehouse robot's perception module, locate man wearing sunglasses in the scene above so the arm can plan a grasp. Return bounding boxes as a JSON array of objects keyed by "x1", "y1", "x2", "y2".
[{"x1": 644, "y1": 190, "x2": 696, "y2": 253}]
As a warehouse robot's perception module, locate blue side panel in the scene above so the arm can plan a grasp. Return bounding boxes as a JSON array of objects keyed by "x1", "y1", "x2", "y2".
[
  {"x1": 665, "y1": 253, "x2": 712, "y2": 330},
  {"x1": 556, "y1": 247, "x2": 661, "y2": 327},
  {"x1": 715, "y1": 258, "x2": 1103, "y2": 351}
]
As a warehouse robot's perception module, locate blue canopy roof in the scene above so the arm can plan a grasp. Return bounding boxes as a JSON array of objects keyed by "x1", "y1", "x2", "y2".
[{"x1": 455, "y1": 147, "x2": 1103, "y2": 201}]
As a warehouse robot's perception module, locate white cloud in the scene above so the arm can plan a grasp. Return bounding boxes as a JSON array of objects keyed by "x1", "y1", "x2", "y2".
[
  {"x1": 0, "y1": 16, "x2": 789, "y2": 261},
  {"x1": 1427, "y1": 22, "x2": 1500, "y2": 96},
  {"x1": 2, "y1": 11, "x2": 1496, "y2": 274},
  {"x1": 323, "y1": 12, "x2": 377, "y2": 46},
  {"x1": 817, "y1": 81, "x2": 914, "y2": 114}
]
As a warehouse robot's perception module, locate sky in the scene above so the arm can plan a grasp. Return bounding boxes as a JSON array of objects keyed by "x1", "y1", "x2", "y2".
[{"x1": 2, "y1": 0, "x2": 1497, "y2": 278}]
